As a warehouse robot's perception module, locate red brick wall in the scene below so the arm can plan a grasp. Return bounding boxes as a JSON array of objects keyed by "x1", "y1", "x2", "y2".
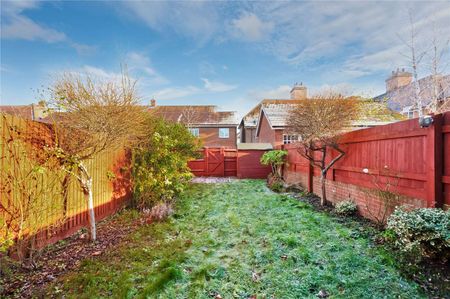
[
  {"x1": 199, "y1": 127, "x2": 237, "y2": 148},
  {"x1": 283, "y1": 170, "x2": 426, "y2": 221},
  {"x1": 256, "y1": 113, "x2": 285, "y2": 146},
  {"x1": 257, "y1": 113, "x2": 275, "y2": 144}
]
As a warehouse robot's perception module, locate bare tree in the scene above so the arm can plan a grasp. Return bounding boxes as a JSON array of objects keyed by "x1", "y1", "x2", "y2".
[
  {"x1": 402, "y1": 11, "x2": 426, "y2": 118},
  {"x1": 427, "y1": 22, "x2": 450, "y2": 113},
  {"x1": 398, "y1": 10, "x2": 450, "y2": 115},
  {"x1": 181, "y1": 106, "x2": 200, "y2": 128},
  {"x1": 46, "y1": 69, "x2": 146, "y2": 241},
  {"x1": 288, "y1": 92, "x2": 360, "y2": 205}
]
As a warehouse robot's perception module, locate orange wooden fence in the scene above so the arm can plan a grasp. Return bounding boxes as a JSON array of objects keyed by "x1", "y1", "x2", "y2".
[{"x1": 0, "y1": 114, "x2": 132, "y2": 251}]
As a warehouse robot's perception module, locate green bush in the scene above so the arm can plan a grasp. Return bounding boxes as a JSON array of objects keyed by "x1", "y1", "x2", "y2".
[
  {"x1": 386, "y1": 207, "x2": 450, "y2": 259},
  {"x1": 132, "y1": 118, "x2": 200, "y2": 208},
  {"x1": 260, "y1": 150, "x2": 287, "y2": 178},
  {"x1": 335, "y1": 200, "x2": 357, "y2": 216}
]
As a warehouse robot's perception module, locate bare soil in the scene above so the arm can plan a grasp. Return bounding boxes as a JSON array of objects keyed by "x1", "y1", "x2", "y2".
[{"x1": 0, "y1": 209, "x2": 142, "y2": 298}]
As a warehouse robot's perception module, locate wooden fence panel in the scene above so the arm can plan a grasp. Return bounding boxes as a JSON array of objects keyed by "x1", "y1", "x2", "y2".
[
  {"x1": 188, "y1": 147, "x2": 269, "y2": 178},
  {"x1": 282, "y1": 111, "x2": 450, "y2": 210},
  {"x1": 443, "y1": 112, "x2": 450, "y2": 209},
  {"x1": 0, "y1": 114, "x2": 132, "y2": 251}
]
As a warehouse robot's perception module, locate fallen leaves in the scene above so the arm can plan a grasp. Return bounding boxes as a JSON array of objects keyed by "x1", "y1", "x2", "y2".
[{"x1": 1, "y1": 211, "x2": 142, "y2": 298}]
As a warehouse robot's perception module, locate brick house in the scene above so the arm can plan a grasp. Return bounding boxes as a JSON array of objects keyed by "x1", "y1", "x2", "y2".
[
  {"x1": 149, "y1": 101, "x2": 238, "y2": 148},
  {"x1": 242, "y1": 83, "x2": 404, "y2": 147},
  {"x1": 239, "y1": 84, "x2": 306, "y2": 143}
]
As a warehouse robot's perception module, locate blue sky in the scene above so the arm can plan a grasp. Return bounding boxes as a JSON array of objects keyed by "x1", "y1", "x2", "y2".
[{"x1": 1, "y1": 1, "x2": 450, "y2": 117}]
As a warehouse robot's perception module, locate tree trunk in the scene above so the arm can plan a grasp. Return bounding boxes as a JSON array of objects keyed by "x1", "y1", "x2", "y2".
[
  {"x1": 320, "y1": 171, "x2": 327, "y2": 206},
  {"x1": 79, "y1": 163, "x2": 96, "y2": 241}
]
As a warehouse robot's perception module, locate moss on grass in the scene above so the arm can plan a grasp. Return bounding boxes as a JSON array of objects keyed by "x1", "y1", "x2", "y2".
[{"x1": 47, "y1": 180, "x2": 424, "y2": 298}]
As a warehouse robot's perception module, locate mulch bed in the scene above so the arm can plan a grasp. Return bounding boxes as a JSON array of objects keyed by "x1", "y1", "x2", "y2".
[{"x1": 0, "y1": 209, "x2": 144, "y2": 298}]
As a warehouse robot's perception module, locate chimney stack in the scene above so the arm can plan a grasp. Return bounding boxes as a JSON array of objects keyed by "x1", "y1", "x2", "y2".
[
  {"x1": 290, "y1": 82, "x2": 307, "y2": 100},
  {"x1": 385, "y1": 69, "x2": 412, "y2": 92},
  {"x1": 150, "y1": 98, "x2": 156, "y2": 108}
]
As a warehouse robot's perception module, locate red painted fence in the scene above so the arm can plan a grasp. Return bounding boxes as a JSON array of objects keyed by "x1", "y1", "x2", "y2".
[
  {"x1": 282, "y1": 112, "x2": 450, "y2": 218},
  {"x1": 188, "y1": 147, "x2": 271, "y2": 179}
]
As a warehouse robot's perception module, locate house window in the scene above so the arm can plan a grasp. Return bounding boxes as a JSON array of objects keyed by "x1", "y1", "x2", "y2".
[
  {"x1": 283, "y1": 134, "x2": 298, "y2": 144},
  {"x1": 219, "y1": 128, "x2": 229, "y2": 138},
  {"x1": 189, "y1": 128, "x2": 199, "y2": 137}
]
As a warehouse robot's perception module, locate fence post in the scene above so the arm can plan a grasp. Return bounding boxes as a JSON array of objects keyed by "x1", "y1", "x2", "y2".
[
  {"x1": 205, "y1": 147, "x2": 209, "y2": 176},
  {"x1": 307, "y1": 149, "x2": 313, "y2": 193},
  {"x1": 426, "y1": 114, "x2": 443, "y2": 208}
]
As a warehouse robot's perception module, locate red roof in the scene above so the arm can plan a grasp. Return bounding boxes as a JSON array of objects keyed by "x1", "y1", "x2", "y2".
[
  {"x1": 149, "y1": 105, "x2": 238, "y2": 126},
  {"x1": 0, "y1": 105, "x2": 34, "y2": 120}
]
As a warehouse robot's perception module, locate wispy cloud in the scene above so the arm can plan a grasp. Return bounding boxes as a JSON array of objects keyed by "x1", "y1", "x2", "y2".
[
  {"x1": 247, "y1": 85, "x2": 291, "y2": 100},
  {"x1": 153, "y1": 78, "x2": 237, "y2": 100},
  {"x1": 126, "y1": 51, "x2": 169, "y2": 85},
  {"x1": 1, "y1": 1, "x2": 94, "y2": 53},
  {"x1": 201, "y1": 78, "x2": 237, "y2": 92},
  {"x1": 121, "y1": 1, "x2": 450, "y2": 81},
  {"x1": 229, "y1": 12, "x2": 274, "y2": 42},
  {"x1": 121, "y1": 1, "x2": 221, "y2": 45}
]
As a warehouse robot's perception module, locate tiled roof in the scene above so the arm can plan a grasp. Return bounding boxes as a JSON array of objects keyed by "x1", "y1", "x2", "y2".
[
  {"x1": 149, "y1": 105, "x2": 238, "y2": 126},
  {"x1": 261, "y1": 103, "x2": 297, "y2": 127},
  {"x1": 259, "y1": 99, "x2": 404, "y2": 131},
  {"x1": 241, "y1": 99, "x2": 302, "y2": 127},
  {"x1": 0, "y1": 105, "x2": 33, "y2": 120}
]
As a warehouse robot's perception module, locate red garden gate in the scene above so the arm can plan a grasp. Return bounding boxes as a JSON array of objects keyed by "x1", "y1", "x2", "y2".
[
  {"x1": 188, "y1": 147, "x2": 238, "y2": 177},
  {"x1": 188, "y1": 147, "x2": 271, "y2": 178}
]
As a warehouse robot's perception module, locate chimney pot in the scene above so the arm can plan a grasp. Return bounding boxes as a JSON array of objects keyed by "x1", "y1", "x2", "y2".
[{"x1": 150, "y1": 99, "x2": 156, "y2": 107}]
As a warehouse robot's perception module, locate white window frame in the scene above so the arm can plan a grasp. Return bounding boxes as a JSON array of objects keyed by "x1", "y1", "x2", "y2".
[
  {"x1": 219, "y1": 128, "x2": 230, "y2": 138},
  {"x1": 188, "y1": 127, "x2": 199, "y2": 137},
  {"x1": 283, "y1": 134, "x2": 298, "y2": 144}
]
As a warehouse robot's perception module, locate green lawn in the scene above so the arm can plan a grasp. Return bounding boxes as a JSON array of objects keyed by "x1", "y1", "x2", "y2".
[{"x1": 47, "y1": 180, "x2": 424, "y2": 298}]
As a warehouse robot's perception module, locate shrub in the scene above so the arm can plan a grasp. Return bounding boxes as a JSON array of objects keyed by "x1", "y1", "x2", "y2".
[
  {"x1": 260, "y1": 150, "x2": 287, "y2": 179},
  {"x1": 132, "y1": 117, "x2": 200, "y2": 208},
  {"x1": 386, "y1": 207, "x2": 450, "y2": 259},
  {"x1": 269, "y1": 180, "x2": 284, "y2": 193},
  {"x1": 335, "y1": 200, "x2": 358, "y2": 216}
]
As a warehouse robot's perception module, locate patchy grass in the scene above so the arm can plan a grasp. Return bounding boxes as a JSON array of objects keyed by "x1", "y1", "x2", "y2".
[{"x1": 46, "y1": 180, "x2": 424, "y2": 298}]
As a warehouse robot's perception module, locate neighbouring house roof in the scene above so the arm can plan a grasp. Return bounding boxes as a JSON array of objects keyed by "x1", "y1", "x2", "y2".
[
  {"x1": 374, "y1": 74, "x2": 450, "y2": 111},
  {"x1": 0, "y1": 104, "x2": 50, "y2": 121},
  {"x1": 260, "y1": 103, "x2": 297, "y2": 128},
  {"x1": 149, "y1": 105, "x2": 239, "y2": 127},
  {"x1": 237, "y1": 143, "x2": 273, "y2": 150},
  {"x1": 255, "y1": 99, "x2": 404, "y2": 137},
  {"x1": 0, "y1": 105, "x2": 34, "y2": 120},
  {"x1": 240, "y1": 99, "x2": 302, "y2": 128}
]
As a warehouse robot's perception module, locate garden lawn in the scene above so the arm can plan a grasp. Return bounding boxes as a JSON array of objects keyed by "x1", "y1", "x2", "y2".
[{"x1": 47, "y1": 180, "x2": 424, "y2": 298}]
